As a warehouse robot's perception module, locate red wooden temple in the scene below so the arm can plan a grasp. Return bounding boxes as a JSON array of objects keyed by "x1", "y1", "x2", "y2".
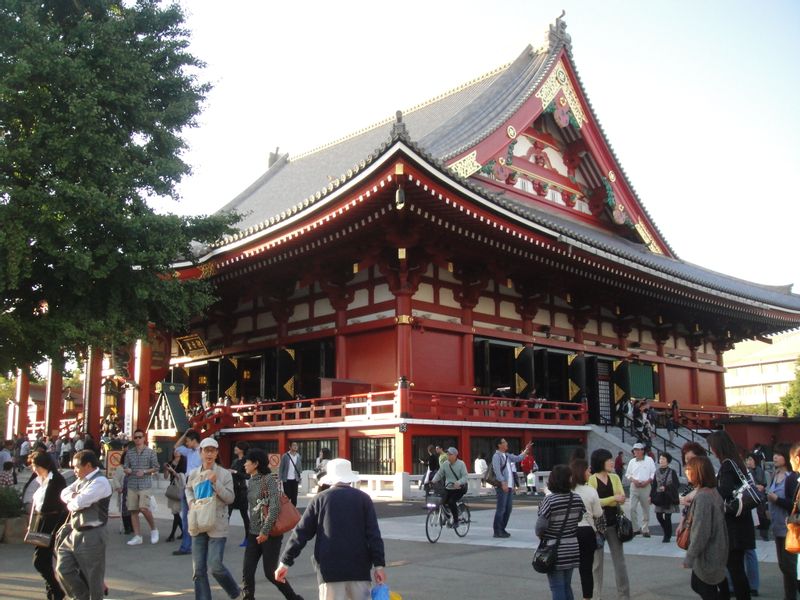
[{"x1": 11, "y1": 17, "x2": 800, "y2": 473}]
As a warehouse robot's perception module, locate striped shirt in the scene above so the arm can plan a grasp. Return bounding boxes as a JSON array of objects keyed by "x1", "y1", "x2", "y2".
[{"x1": 536, "y1": 492, "x2": 584, "y2": 570}]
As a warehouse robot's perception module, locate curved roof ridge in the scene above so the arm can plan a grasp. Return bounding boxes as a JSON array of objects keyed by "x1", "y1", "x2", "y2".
[
  {"x1": 289, "y1": 62, "x2": 512, "y2": 162},
  {"x1": 562, "y1": 45, "x2": 677, "y2": 258}
]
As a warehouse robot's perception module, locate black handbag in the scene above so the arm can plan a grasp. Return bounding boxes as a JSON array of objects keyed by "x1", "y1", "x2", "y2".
[
  {"x1": 723, "y1": 459, "x2": 764, "y2": 517},
  {"x1": 616, "y1": 508, "x2": 634, "y2": 542},
  {"x1": 533, "y1": 494, "x2": 576, "y2": 574},
  {"x1": 24, "y1": 511, "x2": 53, "y2": 548}
]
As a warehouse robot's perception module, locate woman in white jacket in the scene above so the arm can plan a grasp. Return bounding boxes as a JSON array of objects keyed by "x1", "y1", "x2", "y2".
[{"x1": 572, "y1": 458, "x2": 603, "y2": 600}]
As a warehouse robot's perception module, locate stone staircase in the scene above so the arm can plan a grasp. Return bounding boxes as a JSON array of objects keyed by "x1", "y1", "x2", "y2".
[{"x1": 588, "y1": 421, "x2": 719, "y2": 477}]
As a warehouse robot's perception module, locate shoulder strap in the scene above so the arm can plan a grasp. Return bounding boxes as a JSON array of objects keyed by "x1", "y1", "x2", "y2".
[
  {"x1": 792, "y1": 477, "x2": 800, "y2": 516},
  {"x1": 286, "y1": 452, "x2": 300, "y2": 472},
  {"x1": 446, "y1": 461, "x2": 458, "y2": 480},
  {"x1": 548, "y1": 493, "x2": 577, "y2": 549},
  {"x1": 723, "y1": 458, "x2": 749, "y2": 486}
]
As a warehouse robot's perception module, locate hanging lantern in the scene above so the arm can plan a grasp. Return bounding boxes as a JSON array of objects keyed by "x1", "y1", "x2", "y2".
[
  {"x1": 104, "y1": 380, "x2": 118, "y2": 409},
  {"x1": 63, "y1": 388, "x2": 76, "y2": 413}
]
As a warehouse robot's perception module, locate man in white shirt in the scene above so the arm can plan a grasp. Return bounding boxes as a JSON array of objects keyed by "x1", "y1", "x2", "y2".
[
  {"x1": 625, "y1": 442, "x2": 656, "y2": 537},
  {"x1": 279, "y1": 442, "x2": 302, "y2": 506},
  {"x1": 19, "y1": 437, "x2": 31, "y2": 471},
  {"x1": 56, "y1": 449, "x2": 113, "y2": 599}
]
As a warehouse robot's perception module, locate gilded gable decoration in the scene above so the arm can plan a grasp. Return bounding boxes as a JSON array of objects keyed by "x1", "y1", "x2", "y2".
[
  {"x1": 634, "y1": 220, "x2": 664, "y2": 255},
  {"x1": 448, "y1": 150, "x2": 483, "y2": 178},
  {"x1": 535, "y1": 60, "x2": 587, "y2": 129}
]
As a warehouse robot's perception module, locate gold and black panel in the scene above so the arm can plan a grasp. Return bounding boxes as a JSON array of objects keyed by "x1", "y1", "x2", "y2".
[
  {"x1": 218, "y1": 357, "x2": 238, "y2": 401},
  {"x1": 514, "y1": 346, "x2": 535, "y2": 397},
  {"x1": 567, "y1": 353, "x2": 586, "y2": 402},
  {"x1": 277, "y1": 347, "x2": 296, "y2": 401}
]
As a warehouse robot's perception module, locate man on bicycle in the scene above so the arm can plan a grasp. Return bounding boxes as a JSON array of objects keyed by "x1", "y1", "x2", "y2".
[{"x1": 431, "y1": 447, "x2": 468, "y2": 525}]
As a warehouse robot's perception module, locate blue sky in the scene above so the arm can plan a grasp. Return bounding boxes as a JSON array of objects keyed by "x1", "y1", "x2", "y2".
[{"x1": 168, "y1": 0, "x2": 800, "y2": 292}]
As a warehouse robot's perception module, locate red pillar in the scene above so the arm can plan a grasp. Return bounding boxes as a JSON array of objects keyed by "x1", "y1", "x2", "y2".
[
  {"x1": 85, "y1": 348, "x2": 103, "y2": 440},
  {"x1": 134, "y1": 340, "x2": 152, "y2": 432},
  {"x1": 461, "y1": 307, "x2": 474, "y2": 389},
  {"x1": 44, "y1": 360, "x2": 64, "y2": 437},
  {"x1": 338, "y1": 427, "x2": 349, "y2": 460},
  {"x1": 15, "y1": 369, "x2": 30, "y2": 437},
  {"x1": 395, "y1": 293, "x2": 412, "y2": 380},
  {"x1": 335, "y1": 309, "x2": 348, "y2": 379}
]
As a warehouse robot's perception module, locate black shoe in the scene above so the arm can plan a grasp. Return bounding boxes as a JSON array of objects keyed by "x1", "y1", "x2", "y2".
[
  {"x1": 643, "y1": 531, "x2": 651, "y2": 538},
  {"x1": 172, "y1": 549, "x2": 191, "y2": 555},
  {"x1": 166, "y1": 534, "x2": 175, "y2": 542},
  {"x1": 751, "y1": 591, "x2": 759, "y2": 597},
  {"x1": 493, "y1": 531, "x2": 510, "y2": 538},
  {"x1": 502, "y1": 530, "x2": 511, "y2": 537}
]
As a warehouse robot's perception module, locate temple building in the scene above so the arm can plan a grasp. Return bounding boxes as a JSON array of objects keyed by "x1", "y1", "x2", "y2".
[{"x1": 13, "y1": 17, "x2": 800, "y2": 474}]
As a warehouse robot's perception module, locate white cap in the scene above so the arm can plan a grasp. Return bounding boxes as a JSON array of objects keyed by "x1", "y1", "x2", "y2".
[{"x1": 199, "y1": 437, "x2": 218, "y2": 449}]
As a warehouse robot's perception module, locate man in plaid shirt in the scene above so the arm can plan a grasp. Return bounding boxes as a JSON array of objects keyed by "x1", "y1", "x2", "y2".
[{"x1": 123, "y1": 429, "x2": 160, "y2": 545}]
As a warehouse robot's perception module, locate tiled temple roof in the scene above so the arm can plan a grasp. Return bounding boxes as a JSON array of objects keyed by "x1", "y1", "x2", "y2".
[{"x1": 206, "y1": 18, "x2": 800, "y2": 315}]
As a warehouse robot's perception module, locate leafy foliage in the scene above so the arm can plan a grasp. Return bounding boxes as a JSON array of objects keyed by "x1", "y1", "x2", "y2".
[
  {"x1": 0, "y1": 1, "x2": 238, "y2": 372},
  {"x1": 780, "y1": 357, "x2": 800, "y2": 417},
  {"x1": 0, "y1": 487, "x2": 23, "y2": 518}
]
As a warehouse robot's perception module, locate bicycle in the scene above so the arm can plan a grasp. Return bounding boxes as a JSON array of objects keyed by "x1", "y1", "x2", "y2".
[{"x1": 425, "y1": 495, "x2": 471, "y2": 543}]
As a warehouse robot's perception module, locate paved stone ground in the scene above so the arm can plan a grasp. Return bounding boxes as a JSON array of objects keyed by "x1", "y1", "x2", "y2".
[{"x1": 0, "y1": 490, "x2": 782, "y2": 599}]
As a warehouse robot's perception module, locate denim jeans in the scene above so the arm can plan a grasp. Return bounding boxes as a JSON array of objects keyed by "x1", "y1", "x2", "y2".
[
  {"x1": 547, "y1": 568, "x2": 575, "y2": 600},
  {"x1": 493, "y1": 487, "x2": 513, "y2": 533},
  {"x1": 724, "y1": 547, "x2": 758, "y2": 597},
  {"x1": 191, "y1": 533, "x2": 240, "y2": 600},
  {"x1": 178, "y1": 494, "x2": 191, "y2": 553}
]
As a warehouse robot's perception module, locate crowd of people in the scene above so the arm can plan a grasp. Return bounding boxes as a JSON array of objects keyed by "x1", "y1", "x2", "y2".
[{"x1": 6, "y1": 426, "x2": 800, "y2": 600}]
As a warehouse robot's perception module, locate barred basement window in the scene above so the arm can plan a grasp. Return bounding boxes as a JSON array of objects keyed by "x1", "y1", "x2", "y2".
[
  {"x1": 412, "y1": 436, "x2": 457, "y2": 475},
  {"x1": 351, "y1": 437, "x2": 395, "y2": 475},
  {"x1": 291, "y1": 439, "x2": 340, "y2": 471}
]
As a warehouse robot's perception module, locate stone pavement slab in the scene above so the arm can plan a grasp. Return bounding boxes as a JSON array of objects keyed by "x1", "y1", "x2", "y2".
[{"x1": 0, "y1": 492, "x2": 783, "y2": 599}]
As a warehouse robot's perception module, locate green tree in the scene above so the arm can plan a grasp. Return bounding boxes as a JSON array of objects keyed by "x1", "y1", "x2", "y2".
[
  {"x1": 781, "y1": 357, "x2": 800, "y2": 417},
  {"x1": 0, "y1": 1, "x2": 238, "y2": 373}
]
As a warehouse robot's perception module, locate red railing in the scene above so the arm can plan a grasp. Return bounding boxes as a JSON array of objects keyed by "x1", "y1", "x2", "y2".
[
  {"x1": 192, "y1": 390, "x2": 587, "y2": 434},
  {"x1": 679, "y1": 407, "x2": 755, "y2": 431},
  {"x1": 408, "y1": 392, "x2": 587, "y2": 425}
]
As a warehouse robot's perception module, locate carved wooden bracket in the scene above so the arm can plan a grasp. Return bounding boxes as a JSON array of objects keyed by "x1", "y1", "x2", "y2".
[
  {"x1": 378, "y1": 247, "x2": 430, "y2": 296},
  {"x1": 452, "y1": 264, "x2": 489, "y2": 310},
  {"x1": 319, "y1": 267, "x2": 356, "y2": 312}
]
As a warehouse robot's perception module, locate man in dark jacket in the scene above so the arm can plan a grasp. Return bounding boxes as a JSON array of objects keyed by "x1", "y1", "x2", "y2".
[{"x1": 275, "y1": 458, "x2": 386, "y2": 599}]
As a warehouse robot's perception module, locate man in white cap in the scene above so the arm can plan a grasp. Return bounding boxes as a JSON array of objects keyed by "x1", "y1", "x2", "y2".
[
  {"x1": 275, "y1": 458, "x2": 386, "y2": 600},
  {"x1": 625, "y1": 442, "x2": 656, "y2": 537},
  {"x1": 185, "y1": 437, "x2": 240, "y2": 600},
  {"x1": 431, "y1": 447, "x2": 468, "y2": 525}
]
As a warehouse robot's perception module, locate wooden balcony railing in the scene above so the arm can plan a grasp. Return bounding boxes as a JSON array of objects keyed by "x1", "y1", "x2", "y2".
[
  {"x1": 192, "y1": 390, "x2": 587, "y2": 436},
  {"x1": 407, "y1": 391, "x2": 587, "y2": 425}
]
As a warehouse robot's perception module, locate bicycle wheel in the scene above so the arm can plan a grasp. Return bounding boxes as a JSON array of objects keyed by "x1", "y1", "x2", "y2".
[
  {"x1": 454, "y1": 503, "x2": 471, "y2": 537},
  {"x1": 426, "y1": 507, "x2": 443, "y2": 543}
]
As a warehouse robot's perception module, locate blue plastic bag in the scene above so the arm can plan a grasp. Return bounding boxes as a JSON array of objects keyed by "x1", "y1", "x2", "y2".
[
  {"x1": 194, "y1": 479, "x2": 214, "y2": 500},
  {"x1": 371, "y1": 584, "x2": 390, "y2": 600}
]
